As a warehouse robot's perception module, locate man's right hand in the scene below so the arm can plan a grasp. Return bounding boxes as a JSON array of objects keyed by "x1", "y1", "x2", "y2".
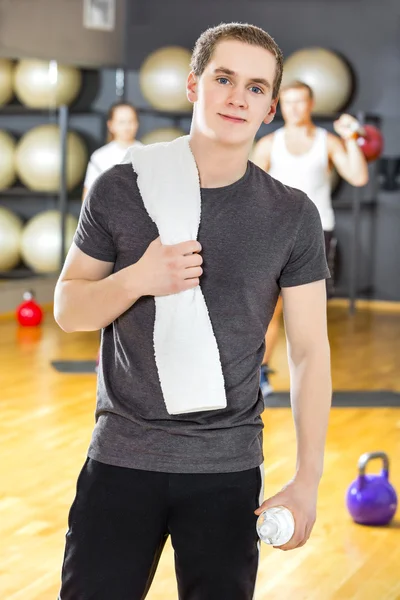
[{"x1": 134, "y1": 237, "x2": 203, "y2": 297}]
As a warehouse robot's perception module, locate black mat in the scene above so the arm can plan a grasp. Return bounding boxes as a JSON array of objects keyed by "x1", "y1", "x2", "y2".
[
  {"x1": 51, "y1": 360, "x2": 97, "y2": 373},
  {"x1": 50, "y1": 362, "x2": 400, "y2": 408},
  {"x1": 266, "y1": 391, "x2": 400, "y2": 408}
]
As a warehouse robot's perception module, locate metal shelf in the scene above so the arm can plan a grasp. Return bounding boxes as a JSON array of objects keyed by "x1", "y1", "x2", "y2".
[
  {"x1": 0, "y1": 105, "x2": 74, "y2": 283},
  {"x1": 0, "y1": 103, "x2": 103, "y2": 117},
  {"x1": 0, "y1": 103, "x2": 382, "y2": 310},
  {"x1": 0, "y1": 185, "x2": 81, "y2": 199},
  {"x1": 0, "y1": 267, "x2": 45, "y2": 280},
  {"x1": 333, "y1": 198, "x2": 377, "y2": 209},
  {"x1": 0, "y1": 186, "x2": 58, "y2": 197}
]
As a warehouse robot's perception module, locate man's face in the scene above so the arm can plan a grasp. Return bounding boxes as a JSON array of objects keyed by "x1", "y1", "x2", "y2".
[
  {"x1": 188, "y1": 40, "x2": 278, "y2": 146},
  {"x1": 279, "y1": 88, "x2": 314, "y2": 126}
]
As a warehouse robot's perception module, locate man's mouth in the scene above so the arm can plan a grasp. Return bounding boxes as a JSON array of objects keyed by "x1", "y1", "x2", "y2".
[{"x1": 218, "y1": 113, "x2": 246, "y2": 123}]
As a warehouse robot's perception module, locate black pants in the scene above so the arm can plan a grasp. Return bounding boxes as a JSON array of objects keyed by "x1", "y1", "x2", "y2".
[{"x1": 59, "y1": 458, "x2": 263, "y2": 600}]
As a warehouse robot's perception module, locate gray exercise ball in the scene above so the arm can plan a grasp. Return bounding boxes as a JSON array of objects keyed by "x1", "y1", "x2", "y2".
[
  {"x1": 0, "y1": 130, "x2": 17, "y2": 189},
  {"x1": 20, "y1": 210, "x2": 78, "y2": 273},
  {"x1": 13, "y1": 60, "x2": 82, "y2": 109},
  {"x1": 15, "y1": 124, "x2": 88, "y2": 192},
  {"x1": 282, "y1": 48, "x2": 353, "y2": 114},
  {"x1": 0, "y1": 207, "x2": 23, "y2": 271},
  {"x1": 0, "y1": 58, "x2": 14, "y2": 106},
  {"x1": 139, "y1": 46, "x2": 192, "y2": 112}
]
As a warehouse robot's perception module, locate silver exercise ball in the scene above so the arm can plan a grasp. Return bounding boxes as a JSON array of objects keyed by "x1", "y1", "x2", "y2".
[
  {"x1": 0, "y1": 130, "x2": 17, "y2": 189},
  {"x1": 13, "y1": 60, "x2": 82, "y2": 108},
  {"x1": 0, "y1": 58, "x2": 14, "y2": 106},
  {"x1": 15, "y1": 124, "x2": 88, "y2": 192},
  {"x1": 139, "y1": 46, "x2": 192, "y2": 112},
  {"x1": 141, "y1": 127, "x2": 186, "y2": 145},
  {"x1": 282, "y1": 48, "x2": 353, "y2": 114},
  {"x1": 20, "y1": 210, "x2": 78, "y2": 273},
  {"x1": 0, "y1": 207, "x2": 23, "y2": 271}
]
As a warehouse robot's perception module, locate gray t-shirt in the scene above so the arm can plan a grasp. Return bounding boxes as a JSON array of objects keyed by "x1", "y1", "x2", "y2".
[{"x1": 74, "y1": 160, "x2": 330, "y2": 474}]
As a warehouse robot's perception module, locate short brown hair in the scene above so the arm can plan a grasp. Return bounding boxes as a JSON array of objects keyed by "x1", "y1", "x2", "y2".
[
  {"x1": 280, "y1": 80, "x2": 314, "y2": 100},
  {"x1": 191, "y1": 23, "x2": 284, "y2": 99},
  {"x1": 107, "y1": 101, "x2": 138, "y2": 122}
]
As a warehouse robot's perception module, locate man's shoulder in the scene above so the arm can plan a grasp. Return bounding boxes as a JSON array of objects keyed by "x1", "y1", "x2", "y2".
[
  {"x1": 96, "y1": 162, "x2": 137, "y2": 185},
  {"x1": 88, "y1": 163, "x2": 140, "y2": 206},
  {"x1": 251, "y1": 132, "x2": 276, "y2": 167},
  {"x1": 250, "y1": 161, "x2": 308, "y2": 203},
  {"x1": 326, "y1": 130, "x2": 343, "y2": 154}
]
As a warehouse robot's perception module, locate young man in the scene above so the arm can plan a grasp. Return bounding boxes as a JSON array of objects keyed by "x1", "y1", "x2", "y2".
[
  {"x1": 252, "y1": 80, "x2": 368, "y2": 399},
  {"x1": 54, "y1": 23, "x2": 332, "y2": 600}
]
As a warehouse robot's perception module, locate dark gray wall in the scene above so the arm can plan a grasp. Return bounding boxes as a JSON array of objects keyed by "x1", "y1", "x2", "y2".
[{"x1": 0, "y1": 0, "x2": 126, "y2": 67}]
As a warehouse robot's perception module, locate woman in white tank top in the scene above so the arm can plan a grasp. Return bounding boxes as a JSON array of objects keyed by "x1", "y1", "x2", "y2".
[{"x1": 82, "y1": 102, "x2": 142, "y2": 200}]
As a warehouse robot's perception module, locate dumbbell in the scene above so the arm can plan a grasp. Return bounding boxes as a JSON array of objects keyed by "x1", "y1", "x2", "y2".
[{"x1": 351, "y1": 123, "x2": 384, "y2": 162}]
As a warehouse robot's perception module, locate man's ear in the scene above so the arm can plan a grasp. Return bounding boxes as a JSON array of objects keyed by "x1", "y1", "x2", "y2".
[
  {"x1": 187, "y1": 71, "x2": 198, "y2": 104},
  {"x1": 263, "y1": 97, "x2": 279, "y2": 125}
]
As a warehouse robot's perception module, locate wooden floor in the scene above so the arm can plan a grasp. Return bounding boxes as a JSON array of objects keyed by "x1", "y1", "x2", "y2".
[{"x1": 1, "y1": 302, "x2": 400, "y2": 600}]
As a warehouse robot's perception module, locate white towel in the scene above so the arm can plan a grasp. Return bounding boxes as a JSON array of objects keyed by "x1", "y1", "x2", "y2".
[{"x1": 122, "y1": 135, "x2": 227, "y2": 415}]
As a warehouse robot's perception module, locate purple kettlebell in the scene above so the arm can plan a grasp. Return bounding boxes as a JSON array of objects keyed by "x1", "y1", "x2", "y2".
[{"x1": 346, "y1": 451, "x2": 397, "y2": 526}]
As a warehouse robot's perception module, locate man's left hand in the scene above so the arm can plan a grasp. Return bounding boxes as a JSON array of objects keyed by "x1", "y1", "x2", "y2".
[{"x1": 254, "y1": 475, "x2": 319, "y2": 551}]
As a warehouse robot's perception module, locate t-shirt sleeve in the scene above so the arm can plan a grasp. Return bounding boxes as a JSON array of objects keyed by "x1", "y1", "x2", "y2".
[
  {"x1": 74, "y1": 173, "x2": 117, "y2": 263},
  {"x1": 279, "y1": 194, "x2": 331, "y2": 288}
]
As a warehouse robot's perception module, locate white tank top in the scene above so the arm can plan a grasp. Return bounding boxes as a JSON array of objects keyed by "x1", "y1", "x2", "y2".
[{"x1": 269, "y1": 127, "x2": 334, "y2": 231}]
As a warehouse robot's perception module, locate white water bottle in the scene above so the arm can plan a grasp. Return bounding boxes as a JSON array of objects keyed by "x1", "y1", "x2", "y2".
[{"x1": 256, "y1": 506, "x2": 295, "y2": 546}]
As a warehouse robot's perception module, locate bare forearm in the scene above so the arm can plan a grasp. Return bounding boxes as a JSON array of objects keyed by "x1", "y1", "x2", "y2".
[
  {"x1": 54, "y1": 265, "x2": 142, "y2": 332},
  {"x1": 344, "y1": 138, "x2": 369, "y2": 185},
  {"x1": 289, "y1": 342, "x2": 332, "y2": 483}
]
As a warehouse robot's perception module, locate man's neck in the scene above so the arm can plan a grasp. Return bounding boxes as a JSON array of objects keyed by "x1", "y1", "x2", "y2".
[
  {"x1": 284, "y1": 120, "x2": 315, "y2": 137},
  {"x1": 189, "y1": 131, "x2": 252, "y2": 189}
]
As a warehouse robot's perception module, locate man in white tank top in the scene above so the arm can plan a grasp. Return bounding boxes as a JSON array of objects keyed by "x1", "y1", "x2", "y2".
[{"x1": 252, "y1": 80, "x2": 368, "y2": 398}]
